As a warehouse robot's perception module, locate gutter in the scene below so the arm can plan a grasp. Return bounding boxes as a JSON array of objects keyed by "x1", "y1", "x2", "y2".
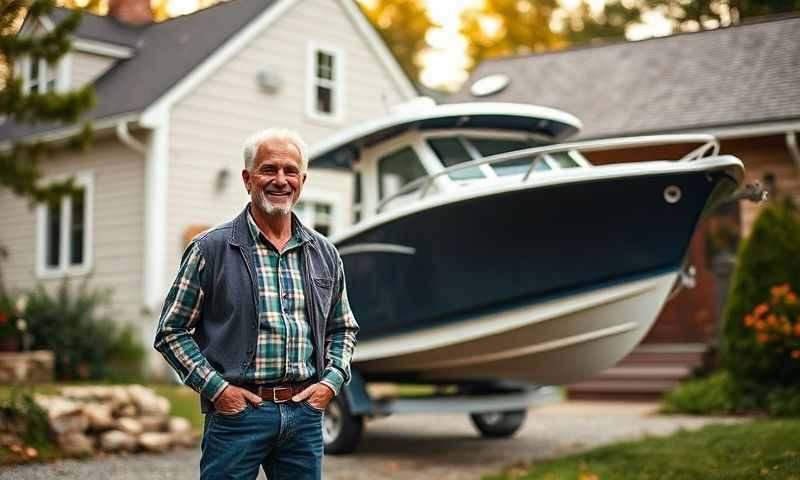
[{"x1": 116, "y1": 120, "x2": 147, "y2": 154}]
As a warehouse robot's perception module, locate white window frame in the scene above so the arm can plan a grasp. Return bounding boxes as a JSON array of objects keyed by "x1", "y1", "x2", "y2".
[
  {"x1": 35, "y1": 171, "x2": 94, "y2": 278},
  {"x1": 305, "y1": 42, "x2": 345, "y2": 124},
  {"x1": 295, "y1": 195, "x2": 337, "y2": 237}
]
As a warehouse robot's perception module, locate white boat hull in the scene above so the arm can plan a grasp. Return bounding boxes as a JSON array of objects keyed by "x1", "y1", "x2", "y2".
[{"x1": 353, "y1": 270, "x2": 678, "y2": 385}]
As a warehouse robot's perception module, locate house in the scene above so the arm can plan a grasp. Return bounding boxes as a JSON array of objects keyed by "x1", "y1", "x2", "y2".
[
  {"x1": 448, "y1": 15, "x2": 800, "y2": 397},
  {"x1": 0, "y1": 0, "x2": 416, "y2": 375}
]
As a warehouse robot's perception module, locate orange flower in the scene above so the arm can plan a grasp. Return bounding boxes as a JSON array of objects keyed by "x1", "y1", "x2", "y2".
[
  {"x1": 771, "y1": 283, "x2": 791, "y2": 297},
  {"x1": 791, "y1": 350, "x2": 800, "y2": 359},
  {"x1": 787, "y1": 292, "x2": 798, "y2": 304},
  {"x1": 755, "y1": 321, "x2": 766, "y2": 331},
  {"x1": 754, "y1": 303, "x2": 770, "y2": 317},
  {"x1": 767, "y1": 314, "x2": 778, "y2": 326},
  {"x1": 744, "y1": 315, "x2": 756, "y2": 327},
  {"x1": 782, "y1": 323, "x2": 792, "y2": 335},
  {"x1": 756, "y1": 333, "x2": 770, "y2": 344}
]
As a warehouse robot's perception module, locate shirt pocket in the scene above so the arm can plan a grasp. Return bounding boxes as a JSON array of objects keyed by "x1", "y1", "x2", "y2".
[{"x1": 312, "y1": 276, "x2": 334, "y2": 316}]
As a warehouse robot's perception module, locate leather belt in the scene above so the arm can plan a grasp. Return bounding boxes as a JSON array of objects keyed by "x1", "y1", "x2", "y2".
[{"x1": 241, "y1": 381, "x2": 313, "y2": 403}]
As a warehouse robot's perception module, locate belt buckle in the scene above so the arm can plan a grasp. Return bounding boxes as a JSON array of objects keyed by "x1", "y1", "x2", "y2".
[{"x1": 272, "y1": 387, "x2": 290, "y2": 403}]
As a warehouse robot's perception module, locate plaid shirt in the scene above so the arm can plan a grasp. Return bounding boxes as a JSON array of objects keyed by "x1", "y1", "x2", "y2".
[{"x1": 155, "y1": 212, "x2": 358, "y2": 401}]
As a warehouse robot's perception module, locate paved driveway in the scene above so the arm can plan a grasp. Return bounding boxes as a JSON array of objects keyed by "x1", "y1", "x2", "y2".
[{"x1": 2, "y1": 401, "x2": 742, "y2": 480}]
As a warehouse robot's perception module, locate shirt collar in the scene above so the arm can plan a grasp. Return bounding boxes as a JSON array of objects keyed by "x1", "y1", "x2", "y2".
[{"x1": 246, "y1": 206, "x2": 309, "y2": 249}]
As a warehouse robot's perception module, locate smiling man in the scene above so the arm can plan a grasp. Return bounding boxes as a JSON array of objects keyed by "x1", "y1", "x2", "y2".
[{"x1": 154, "y1": 128, "x2": 359, "y2": 480}]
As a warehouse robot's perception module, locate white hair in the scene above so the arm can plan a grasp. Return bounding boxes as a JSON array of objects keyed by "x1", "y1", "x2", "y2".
[{"x1": 243, "y1": 128, "x2": 309, "y2": 172}]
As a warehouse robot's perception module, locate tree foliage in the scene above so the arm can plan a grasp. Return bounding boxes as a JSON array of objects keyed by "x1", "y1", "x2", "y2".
[
  {"x1": 460, "y1": 0, "x2": 565, "y2": 68},
  {"x1": 564, "y1": 0, "x2": 800, "y2": 44},
  {"x1": 0, "y1": 0, "x2": 94, "y2": 204},
  {"x1": 357, "y1": 0, "x2": 434, "y2": 85}
]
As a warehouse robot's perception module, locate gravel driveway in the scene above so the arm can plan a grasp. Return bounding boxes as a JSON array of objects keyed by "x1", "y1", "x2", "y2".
[{"x1": 1, "y1": 401, "x2": 743, "y2": 480}]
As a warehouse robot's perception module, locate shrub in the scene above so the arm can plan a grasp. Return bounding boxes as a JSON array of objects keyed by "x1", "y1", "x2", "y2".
[
  {"x1": 0, "y1": 390, "x2": 50, "y2": 448},
  {"x1": 662, "y1": 371, "x2": 800, "y2": 417},
  {"x1": 22, "y1": 281, "x2": 144, "y2": 381},
  {"x1": 722, "y1": 202, "x2": 800, "y2": 385}
]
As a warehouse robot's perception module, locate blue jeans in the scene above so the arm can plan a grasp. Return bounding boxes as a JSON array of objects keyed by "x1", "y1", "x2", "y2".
[{"x1": 200, "y1": 400, "x2": 324, "y2": 480}]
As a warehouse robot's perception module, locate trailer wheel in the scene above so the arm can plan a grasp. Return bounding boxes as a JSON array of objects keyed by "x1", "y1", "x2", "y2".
[
  {"x1": 323, "y1": 395, "x2": 364, "y2": 454},
  {"x1": 470, "y1": 409, "x2": 527, "y2": 438}
]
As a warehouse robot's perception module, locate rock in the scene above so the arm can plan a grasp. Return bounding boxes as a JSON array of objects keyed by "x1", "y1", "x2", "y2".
[
  {"x1": 52, "y1": 412, "x2": 89, "y2": 434},
  {"x1": 127, "y1": 385, "x2": 169, "y2": 415},
  {"x1": 99, "y1": 430, "x2": 137, "y2": 452},
  {"x1": 116, "y1": 417, "x2": 143, "y2": 436},
  {"x1": 57, "y1": 432, "x2": 94, "y2": 457},
  {"x1": 84, "y1": 403, "x2": 115, "y2": 430},
  {"x1": 116, "y1": 404, "x2": 137, "y2": 417},
  {"x1": 138, "y1": 415, "x2": 167, "y2": 432},
  {"x1": 171, "y1": 431, "x2": 197, "y2": 448},
  {"x1": 167, "y1": 417, "x2": 192, "y2": 435},
  {"x1": 138, "y1": 432, "x2": 173, "y2": 452}
]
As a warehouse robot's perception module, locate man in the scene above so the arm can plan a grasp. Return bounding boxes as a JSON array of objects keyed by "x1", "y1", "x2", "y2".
[{"x1": 154, "y1": 128, "x2": 359, "y2": 479}]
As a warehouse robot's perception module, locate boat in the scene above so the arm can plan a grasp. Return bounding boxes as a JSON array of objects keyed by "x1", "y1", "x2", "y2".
[{"x1": 310, "y1": 100, "x2": 745, "y2": 386}]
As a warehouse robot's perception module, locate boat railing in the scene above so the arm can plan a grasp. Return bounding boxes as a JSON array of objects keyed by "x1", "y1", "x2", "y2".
[{"x1": 376, "y1": 134, "x2": 720, "y2": 213}]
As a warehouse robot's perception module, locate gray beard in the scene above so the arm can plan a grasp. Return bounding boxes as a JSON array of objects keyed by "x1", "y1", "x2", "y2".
[{"x1": 255, "y1": 189, "x2": 292, "y2": 216}]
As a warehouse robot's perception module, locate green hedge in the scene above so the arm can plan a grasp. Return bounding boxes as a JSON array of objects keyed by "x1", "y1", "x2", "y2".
[
  {"x1": 721, "y1": 201, "x2": 800, "y2": 385},
  {"x1": 662, "y1": 371, "x2": 800, "y2": 417}
]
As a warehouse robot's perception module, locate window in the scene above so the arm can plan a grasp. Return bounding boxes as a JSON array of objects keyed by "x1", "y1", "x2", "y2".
[
  {"x1": 296, "y1": 201, "x2": 334, "y2": 237},
  {"x1": 352, "y1": 172, "x2": 362, "y2": 224},
  {"x1": 426, "y1": 138, "x2": 485, "y2": 181},
  {"x1": 468, "y1": 138, "x2": 549, "y2": 176},
  {"x1": 36, "y1": 172, "x2": 93, "y2": 277},
  {"x1": 24, "y1": 56, "x2": 58, "y2": 94},
  {"x1": 307, "y1": 43, "x2": 342, "y2": 120},
  {"x1": 378, "y1": 146, "x2": 427, "y2": 200}
]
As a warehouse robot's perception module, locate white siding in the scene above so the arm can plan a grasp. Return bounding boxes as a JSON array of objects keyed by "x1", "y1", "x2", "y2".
[
  {"x1": 0, "y1": 136, "x2": 146, "y2": 332},
  {"x1": 164, "y1": 0, "x2": 408, "y2": 275},
  {"x1": 69, "y1": 52, "x2": 116, "y2": 89}
]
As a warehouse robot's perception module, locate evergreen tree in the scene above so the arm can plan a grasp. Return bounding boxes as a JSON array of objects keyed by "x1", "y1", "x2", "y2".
[{"x1": 0, "y1": 0, "x2": 94, "y2": 204}]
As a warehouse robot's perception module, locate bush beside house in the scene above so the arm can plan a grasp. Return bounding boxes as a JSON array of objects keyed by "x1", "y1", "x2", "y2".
[
  {"x1": 664, "y1": 200, "x2": 800, "y2": 416},
  {"x1": 0, "y1": 282, "x2": 145, "y2": 382}
]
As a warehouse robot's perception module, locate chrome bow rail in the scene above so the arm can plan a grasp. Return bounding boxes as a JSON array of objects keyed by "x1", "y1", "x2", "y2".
[{"x1": 376, "y1": 134, "x2": 720, "y2": 213}]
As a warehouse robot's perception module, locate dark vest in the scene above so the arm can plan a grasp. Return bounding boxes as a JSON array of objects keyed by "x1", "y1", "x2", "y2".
[{"x1": 190, "y1": 205, "x2": 342, "y2": 413}]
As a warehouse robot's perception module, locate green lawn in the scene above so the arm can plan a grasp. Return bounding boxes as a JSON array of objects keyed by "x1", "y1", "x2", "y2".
[{"x1": 484, "y1": 420, "x2": 800, "y2": 480}]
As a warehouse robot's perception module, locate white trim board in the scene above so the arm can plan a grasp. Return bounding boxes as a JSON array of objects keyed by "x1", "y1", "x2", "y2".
[{"x1": 72, "y1": 38, "x2": 135, "y2": 59}]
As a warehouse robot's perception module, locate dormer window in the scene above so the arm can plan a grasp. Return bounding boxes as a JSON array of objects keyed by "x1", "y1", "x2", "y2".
[
  {"x1": 306, "y1": 42, "x2": 343, "y2": 122},
  {"x1": 24, "y1": 56, "x2": 58, "y2": 94}
]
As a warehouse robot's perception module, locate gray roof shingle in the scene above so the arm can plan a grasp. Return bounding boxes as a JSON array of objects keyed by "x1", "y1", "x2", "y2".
[
  {"x1": 1, "y1": 0, "x2": 277, "y2": 140},
  {"x1": 448, "y1": 15, "x2": 800, "y2": 139}
]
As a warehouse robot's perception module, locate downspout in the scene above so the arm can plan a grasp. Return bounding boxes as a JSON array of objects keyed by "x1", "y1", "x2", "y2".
[
  {"x1": 786, "y1": 131, "x2": 800, "y2": 174},
  {"x1": 116, "y1": 115, "x2": 170, "y2": 376}
]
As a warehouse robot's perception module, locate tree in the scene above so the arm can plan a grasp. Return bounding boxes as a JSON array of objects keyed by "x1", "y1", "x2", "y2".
[
  {"x1": 565, "y1": 0, "x2": 800, "y2": 44},
  {"x1": 357, "y1": 0, "x2": 435, "y2": 85},
  {"x1": 0, "y1": 0, "x2": 94, "y2": 204},
  {"x1": 460, "y1": 0, "x2": 566, "y2": 69}
]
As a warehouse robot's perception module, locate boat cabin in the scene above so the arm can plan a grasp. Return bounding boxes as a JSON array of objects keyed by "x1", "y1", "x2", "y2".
[{"x1": 311, "y1": 102, "x2": 588, "y2": 221}]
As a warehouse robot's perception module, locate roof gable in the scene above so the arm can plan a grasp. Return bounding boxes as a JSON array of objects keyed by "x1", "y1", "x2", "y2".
[{"x1": 449, "y1": 15, "x2": 800, "y2": 139}]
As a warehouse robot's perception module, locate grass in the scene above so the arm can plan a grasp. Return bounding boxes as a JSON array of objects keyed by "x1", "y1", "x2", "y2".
[{"x1": 484, "y1": 420, "x2": 800, "y2": 480}]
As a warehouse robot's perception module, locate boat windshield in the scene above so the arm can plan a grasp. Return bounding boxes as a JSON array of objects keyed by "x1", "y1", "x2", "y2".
[
  {"x1": 378, "y1": 146, "x2": 428, "y2": 200},
  {"x1": 469, "y1": 138, "x2": 551, "y2": 176},
  {"x1": 426, "y1": 136, "x2": 557, "y2": 179}
]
